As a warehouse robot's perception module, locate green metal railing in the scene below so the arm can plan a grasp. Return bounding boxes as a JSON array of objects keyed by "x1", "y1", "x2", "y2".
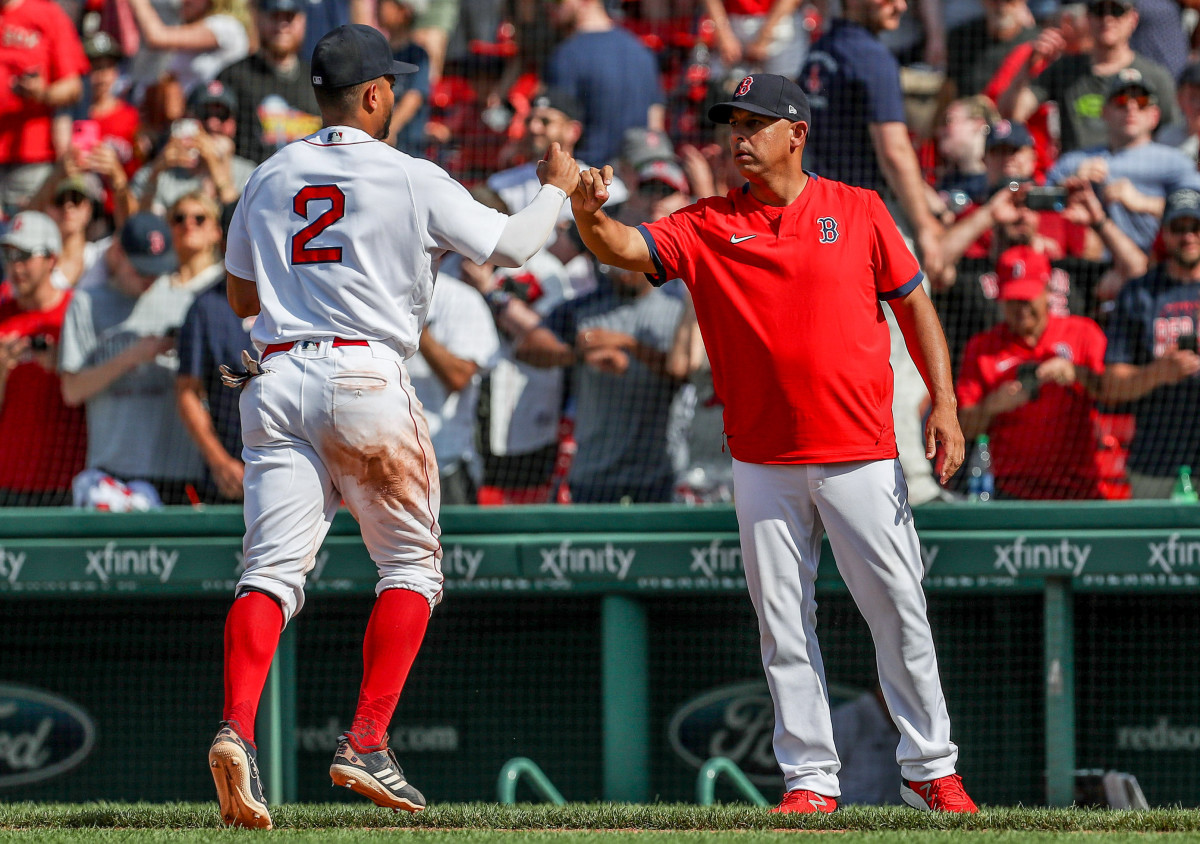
[
  {"x1": 696, "y1": 757, "x2": 769, "y2": 806},
  {"x1": 497, "y1": 757, "x2": 566, "y2": 805}
]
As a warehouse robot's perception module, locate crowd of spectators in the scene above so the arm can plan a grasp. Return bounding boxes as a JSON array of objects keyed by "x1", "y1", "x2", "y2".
[{"x1": 1, "y1": 0, "x2": 1200, "y2": 507}]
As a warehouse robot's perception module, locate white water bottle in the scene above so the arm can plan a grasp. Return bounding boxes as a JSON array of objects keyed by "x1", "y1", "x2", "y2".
[{"x1": 967, "y1": 434, "x2": 994, "y2": 502}]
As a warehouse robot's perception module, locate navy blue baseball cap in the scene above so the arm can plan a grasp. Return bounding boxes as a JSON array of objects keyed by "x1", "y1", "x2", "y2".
[
  {"x1": 1106, "y1": 66, "x2": 1158, "y2": 104},
  {"x1": 708, "y1": 74, "x2": 811, "y2": 125},
  {"x1": 1164, "y1": 188, "x2": 1200, "y2": 225},
  {"x1": 120, "y1": 213, "x2": 178, "y2": 277},
  {"x1": 311, "y1": 24, "x2": 418, "y2": 89},
  {"x1": 986, "y1": 119, "x2": 1034, "y2": 151},
  {"x1": 256, "y1": 0, "x2": 305, "y2": 11}
]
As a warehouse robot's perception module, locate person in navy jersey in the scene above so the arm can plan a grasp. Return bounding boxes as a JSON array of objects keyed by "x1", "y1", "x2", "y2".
[
  {"x1": 545, "y1": 0, "x2": 666, "y2": 166},
  {"x1": 567, "y1": 73, "x2": 977, "y2": 815},
  {"x1": 176, "y1": 265, "x2": 257, "y2": 501},
  {"x1": 378, "y1": 0, "x2": 432, "y2": 155},
  {"x1": 798, "y1": 0, "x2": 943, "y2": 286},
  {"x1": 1103, "y1": 188, "x2": 1200, "y2": 498}
]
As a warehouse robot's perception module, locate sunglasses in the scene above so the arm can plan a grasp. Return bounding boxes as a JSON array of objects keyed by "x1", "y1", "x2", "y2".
[
  {"x1": 1167, "y1": 220, "x2": 1200, "y2": 235},
  {"x1": 1109, "y1": 92, "x2": 1153, "y2": 109},
  {"x1": 2, "y1": 246, "x2": 43, "y2": 263},
  {"x1": 1089, "y1": 2, "x2": 1129, "y2": 16},
  {"x1": 638, "y1": 180, "x2": 680, "y2": 200},
  {"x1": 55, "y1": 191, "x2": 90, "y2": 207},
  {"x1": 171, "y1": 212, "x2": 210, "y2": 226}
]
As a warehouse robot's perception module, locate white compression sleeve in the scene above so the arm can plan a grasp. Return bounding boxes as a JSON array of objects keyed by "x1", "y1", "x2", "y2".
[{"x1": 487, "y1": 184, "x2": 569, "y2": 268}]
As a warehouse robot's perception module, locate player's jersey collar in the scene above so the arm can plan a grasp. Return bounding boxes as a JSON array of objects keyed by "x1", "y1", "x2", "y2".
[{"x1": 306, "y1": 125, "x2": 376, "y2": 146}]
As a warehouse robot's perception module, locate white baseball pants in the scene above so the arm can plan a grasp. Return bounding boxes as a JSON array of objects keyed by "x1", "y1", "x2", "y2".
[
  {"x1": 732, "y1": 457, "x2": 958, "y2": 796},
  {"x1": 237, "y1": 339, "x2": 444, "y2": 625}
]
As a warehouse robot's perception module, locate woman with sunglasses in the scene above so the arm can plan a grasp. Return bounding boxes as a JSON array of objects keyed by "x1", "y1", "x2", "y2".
[
  {"x1": 45, "y1": 176, "x2": 105, "y2": 292},
  {"x1": 166, "y1": 191, "x2": 225, "y2": 294}
]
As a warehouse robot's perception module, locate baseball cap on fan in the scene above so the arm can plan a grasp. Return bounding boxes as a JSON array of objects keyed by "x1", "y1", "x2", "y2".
[
  {"x1": 256, "y1": 0, "x2": 306, "y2": 11},
  {"x1": 986, "y1": 120, "x2": 1034, "y2": 151},
  {"x1": 120, "y1": 213, "x2": 178, "y2": 277},
  {"x1": 1163, "y1": 188, "x2": 1200, "y2": 225},
  {"x1": 1106, "y1": 67, "x2": 1158, "y2": 104},
  {"x1": 530, "y1": 88, "x2": 583, "y2": 121},
  {"x1": 0, "y1": 211, "x2": 62, "y2": 257},
  {"x1": 708, "y1": 73, "x2": 811, "y2": 125},
  {"x1": 995, "y1": 246, "x2": 1051, "y2": 301},
  {"x1": 311, "y1": 24, "x2": 418, "y2": 89}
]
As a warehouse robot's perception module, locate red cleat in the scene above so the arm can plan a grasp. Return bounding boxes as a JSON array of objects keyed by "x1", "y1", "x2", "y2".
[
  {"x1": 770, "y1": 789, "x2": 838, "y2": 814},
  {"x1": 901, "y1": 773, "x2": 978, "y2": 813}
]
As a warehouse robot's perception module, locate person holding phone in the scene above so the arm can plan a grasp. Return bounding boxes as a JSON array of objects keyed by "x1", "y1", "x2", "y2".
[
  {"x1": 0, "y1": 211, "x2": 86, "y2": 506},
  {"x1": 0, "y1": 0, "x2": 88, "y2": 216},
  {"x1": 131, "y1": 81, "x2": 254, "y2": 214},
  {"x1": 957, "y1": 245, "x2": 1109, "y2": 500},
  {"x1": 80, "y1": 32, "x2": 142, "y2": 182},
  {"x1": 1047, "y1": 69, "x2": 1200, "y2": 253}
]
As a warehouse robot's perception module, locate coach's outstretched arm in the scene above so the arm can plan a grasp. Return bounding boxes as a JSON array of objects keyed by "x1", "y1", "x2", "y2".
[
  {"x1": 888, "y1": 284, "x2": 965, "y2": 483},
  {"x1": 570, "y1": 166, "x2": 657, "y2": 274}
]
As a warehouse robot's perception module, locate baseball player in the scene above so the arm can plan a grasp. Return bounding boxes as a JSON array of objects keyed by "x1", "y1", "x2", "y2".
[
  {"x1": 208, "y1": 24, "x2": 580, "y2": 829},
  {"x1": 569, "y1": 74, "x2": 977, "y2": 813}
]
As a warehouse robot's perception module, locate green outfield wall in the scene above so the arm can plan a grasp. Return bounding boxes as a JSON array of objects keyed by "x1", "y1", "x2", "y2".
[{"x1": 0, "y1": 503, "x2": 1197, "y2": 808}]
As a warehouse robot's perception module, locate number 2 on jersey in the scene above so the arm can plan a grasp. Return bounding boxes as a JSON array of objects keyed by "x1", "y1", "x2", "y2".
[{"x1": 291, "y1": 185, "x2": 345, "y2": 264}]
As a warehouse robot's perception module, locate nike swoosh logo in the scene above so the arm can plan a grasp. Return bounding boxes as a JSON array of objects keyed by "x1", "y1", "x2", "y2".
[
  {"x1": 730, "y1": 234, "x2": 757, "y2": 244},
  {"x1": 995, "y1": 357, "x2": 1021, "y2": 372}
]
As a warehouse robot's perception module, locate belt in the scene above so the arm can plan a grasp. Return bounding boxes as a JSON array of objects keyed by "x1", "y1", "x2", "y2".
[{"x1": 261, "y1": 338, "x2": 370, "y2": 359}]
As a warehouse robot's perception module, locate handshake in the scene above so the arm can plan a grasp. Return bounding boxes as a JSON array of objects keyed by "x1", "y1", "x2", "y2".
[{"x1": 536, "y1": 143, "x2": 616, "y2": 214}]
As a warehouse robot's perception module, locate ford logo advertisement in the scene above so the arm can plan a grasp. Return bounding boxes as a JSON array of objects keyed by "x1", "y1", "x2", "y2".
[
  {"x1": 668, "y1": 680, "x2": 861, "y2": 786},
  {"x1": 0, "y1": 684, "x2": 96, "y2": 788}
]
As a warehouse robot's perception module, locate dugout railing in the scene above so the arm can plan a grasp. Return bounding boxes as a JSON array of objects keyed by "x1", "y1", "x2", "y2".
[{"x1": 1, "y1": 503, "x2": 1198, "y2": 807}]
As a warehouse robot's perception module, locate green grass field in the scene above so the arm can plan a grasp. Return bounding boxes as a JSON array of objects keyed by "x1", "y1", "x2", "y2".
[{"x1": 4, "y1": 804, "x2": 1200, "y2": 842}]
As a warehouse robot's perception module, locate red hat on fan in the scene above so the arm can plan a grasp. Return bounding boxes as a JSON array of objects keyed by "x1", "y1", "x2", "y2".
[{"x1": 996, "y1": 246, "x2": 1051, "y2": 301}]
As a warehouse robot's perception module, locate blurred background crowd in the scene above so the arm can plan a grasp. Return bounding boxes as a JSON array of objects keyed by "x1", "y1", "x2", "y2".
[{"x1": 3, "y1": 0, "x2": 1200, "y2": 509}]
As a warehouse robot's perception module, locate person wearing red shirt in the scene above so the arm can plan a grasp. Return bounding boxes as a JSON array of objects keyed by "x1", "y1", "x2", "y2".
[
  {"x1": 0, "y1": 0, "x2": 89, "y2": 215},
  {"x1": 82, "y1": 31, "x2": 142, "y2": 182},
  {"x1": 957, "y1": 246, "x2": 1107, "y2": 500},
  {"x1": 0, "y1": 210, "x2": 86, "y2": 504},
  {"x1": 569, "y1": 73, "x2": 977, "y2": 815}
]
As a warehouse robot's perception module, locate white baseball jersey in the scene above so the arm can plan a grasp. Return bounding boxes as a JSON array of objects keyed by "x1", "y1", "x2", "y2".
[{"x1": 225, "y1": 125, "x2": 508, "y2": 359}]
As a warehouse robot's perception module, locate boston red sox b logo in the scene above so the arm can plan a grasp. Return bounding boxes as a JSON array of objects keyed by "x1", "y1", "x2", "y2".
[
  {"x1": 817, "y1": 217, "x2": 839, "y2": 243},
  {"x1": 736, "y1": 76, "x2": 754, "y2": 96}
]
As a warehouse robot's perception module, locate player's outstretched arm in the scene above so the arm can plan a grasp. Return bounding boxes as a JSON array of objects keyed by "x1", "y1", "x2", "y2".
[
  {"x1": 570, "y1": 166, "x2": 656, "y2": 274},
  {"x1": 888, "y1": 284, "x2": 964, "y2": 482},
  {"x1": 489, "y1": 142, "x2": 580, "y2": 268}
]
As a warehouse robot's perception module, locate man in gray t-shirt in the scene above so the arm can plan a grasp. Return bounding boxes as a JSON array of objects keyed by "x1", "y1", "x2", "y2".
[
  {"x1": 1048, "y1": 68, "x2": 1200, "y2": 251},
  {"x1": 543, "y1": 264, "x2": 683, "y2": 503},
  {"x1": 59, "y1": 214, "x2": 209, "y2": 504},
  {"x1": 1001, "y1": 0, "x2": 1181, "y2": 154}
]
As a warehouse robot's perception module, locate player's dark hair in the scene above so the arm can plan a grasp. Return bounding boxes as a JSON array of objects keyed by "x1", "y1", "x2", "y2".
[{"x1": 314, "y1": 80, "x2": 373, "y2": 118}]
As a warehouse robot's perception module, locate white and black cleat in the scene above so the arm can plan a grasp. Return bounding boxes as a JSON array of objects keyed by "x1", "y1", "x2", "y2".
[
  {"x1": 208, "y1": 722, "x2": 273, "y2": 829},
  {"x1": 329, "y1": 733, "x2": 426, "y2": 812}
]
